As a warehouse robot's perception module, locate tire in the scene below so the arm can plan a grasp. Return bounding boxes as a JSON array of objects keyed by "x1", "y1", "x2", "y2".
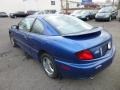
[
  {"x1": 41, "y1": 53, "x2": 58, "y2": 78},
  {"x1": 13, "y1": 16, "x2": 17, "y2": 19},
  {"x1": 10, "y1": 36, "x2": 17, "y2": 47},
  {"x1": 11, "y1": 16, "x2": 16, "y2": 19},
  {"x1": 86, "y1": 17, "x2": 89, "y2": 21},
  {"x1": 95, "y1": 19, "x2": 98, "y2": 22},
  {"x1": 108, "y1": 16, "x2": 112, "y2": 22}
]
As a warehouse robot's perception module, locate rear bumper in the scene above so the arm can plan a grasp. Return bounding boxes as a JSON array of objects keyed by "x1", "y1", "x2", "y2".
[{"x1": 55, "y1": 46, "x2": 115, "y2": 79}]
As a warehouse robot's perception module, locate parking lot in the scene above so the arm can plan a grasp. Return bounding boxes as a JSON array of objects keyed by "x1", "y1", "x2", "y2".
[{"x1": 0, "y1": 18, "x2": 120, "y2": 90}]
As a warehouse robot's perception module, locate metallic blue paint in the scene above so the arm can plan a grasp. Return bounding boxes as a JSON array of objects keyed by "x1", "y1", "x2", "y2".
[{"x1": 9, "y1": 15, "x2": 115, "y2": 78}]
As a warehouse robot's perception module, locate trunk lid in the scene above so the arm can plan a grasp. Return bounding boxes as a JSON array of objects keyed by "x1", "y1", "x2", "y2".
[{"x1": 59, "y1": 27, "x2": 112, "y2": 59}]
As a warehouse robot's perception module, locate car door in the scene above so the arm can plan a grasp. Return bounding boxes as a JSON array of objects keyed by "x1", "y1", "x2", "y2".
[
  {"x1": 14, "y1": 17, "x2": 35, "y2": 55},
  {"x1": 27, "y1": 19, "x2": 45, "y2": 59}
]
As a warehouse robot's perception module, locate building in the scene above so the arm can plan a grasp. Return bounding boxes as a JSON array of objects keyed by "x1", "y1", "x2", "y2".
[
  {"x1": 0, "y1": 0, "x2": 61, "y2": 13},
  {"x1": 23, "y1": 0, "x2": 61, "y2": 11}
]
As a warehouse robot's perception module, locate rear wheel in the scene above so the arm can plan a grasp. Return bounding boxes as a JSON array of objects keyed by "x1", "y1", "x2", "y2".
[{"x1": 41, "y1": 53, "x2": 58, "y2": 78}]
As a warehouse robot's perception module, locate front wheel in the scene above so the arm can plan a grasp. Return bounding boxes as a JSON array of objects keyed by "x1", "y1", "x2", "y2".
[
  {"x1": 108, "y1": 16, "x2": 112, "y2": 22},
  {"x1": 86, "y1": 17, "x2": 89, "y2": 21},
  {"x1": 41, "y1": 53, "x2": 58, "y2": 78},
  {"x1": 10, "y1": 36, "x2": 17, "y2": 47}
]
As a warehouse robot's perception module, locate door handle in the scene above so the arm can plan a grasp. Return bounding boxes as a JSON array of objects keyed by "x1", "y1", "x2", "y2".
[{"x1": 27, "y1": 35, "x2": 32, "y2": 39}]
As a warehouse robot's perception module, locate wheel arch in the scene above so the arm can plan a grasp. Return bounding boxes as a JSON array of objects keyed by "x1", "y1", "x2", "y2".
[{"x1": 38, "y1": 50, "x2": 49, "y2": 61}]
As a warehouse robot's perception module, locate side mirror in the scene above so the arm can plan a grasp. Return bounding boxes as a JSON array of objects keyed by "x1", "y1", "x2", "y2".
[{"x1": 11, "y1": 25, "x2": 19, "y2": 29}]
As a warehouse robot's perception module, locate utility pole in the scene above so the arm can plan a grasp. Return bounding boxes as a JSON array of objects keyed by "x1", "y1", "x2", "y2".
[
  {"x1": 118, "y1": 0, "x2": 120, "y2": 9},
  {"x1": 60, "y1": 0, "x2": 63, "y2": 11},
  {"x1": 112, "y1": 0, "x2": 114, "y2": 5},
  {"x1": 65, "y1": 0, "x2": 69, "y2": 14}
]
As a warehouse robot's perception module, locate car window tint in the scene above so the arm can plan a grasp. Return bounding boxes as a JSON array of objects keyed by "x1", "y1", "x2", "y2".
[
  {"x1": 45, "y1": 15, "x2": 93, "y2": 35},
  {"x1": 19, "y1": 18, "x2": 35, "y2": 32},
  {"x1": 31, "y1": 19, "x2": 44, "y2": 34}
]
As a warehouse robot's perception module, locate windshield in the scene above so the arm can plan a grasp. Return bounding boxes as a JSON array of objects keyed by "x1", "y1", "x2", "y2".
[
  {"x1": 99, "y1": 7, "x2": 113, "y2": 13},
  {"x1": 45, "y1": 15, "x2": 93, "y2": 35},
  {"x1": 79, "y1": 11, "x2": 89, "y2": 15}
]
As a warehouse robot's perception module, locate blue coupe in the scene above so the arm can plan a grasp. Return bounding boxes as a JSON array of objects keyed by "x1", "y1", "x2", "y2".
[{"x1": 9, "y1": 14, "x2": 115, "y2": 79}]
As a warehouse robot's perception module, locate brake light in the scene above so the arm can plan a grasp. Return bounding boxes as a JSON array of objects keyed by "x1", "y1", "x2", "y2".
[{"x1": 76, "y1": 50, "x2": 94, "y2": 60}]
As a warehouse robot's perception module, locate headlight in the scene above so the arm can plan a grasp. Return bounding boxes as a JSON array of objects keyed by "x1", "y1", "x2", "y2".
[{"x1": 108, "y1": 41, "x2": 112, "y2": 50}]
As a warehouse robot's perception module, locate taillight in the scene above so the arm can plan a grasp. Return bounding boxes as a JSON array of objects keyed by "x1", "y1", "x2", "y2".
[{"x1": 76, "y1": 50, "x2": 94, "y2": 60}]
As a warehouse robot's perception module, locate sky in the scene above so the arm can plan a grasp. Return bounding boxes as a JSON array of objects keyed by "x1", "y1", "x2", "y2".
[{"x1": 0, "y1": 0, "x2": 118, "y2": 13}]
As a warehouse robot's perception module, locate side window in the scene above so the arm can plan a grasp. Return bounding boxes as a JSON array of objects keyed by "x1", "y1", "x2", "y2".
[
  {"x1": 31, "y1": 19, "x2": 44, "y2": 34},
  {"x1": 19, "y1": 18, "x2": 35, "y2": 32}
]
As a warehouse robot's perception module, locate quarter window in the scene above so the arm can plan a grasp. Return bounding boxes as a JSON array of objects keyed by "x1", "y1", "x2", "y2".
[{"x1": 31, "y1": 19, "x2": 44, "y2": 34}]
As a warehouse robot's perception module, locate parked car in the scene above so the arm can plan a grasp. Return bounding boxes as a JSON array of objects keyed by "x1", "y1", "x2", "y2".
[
  {"x1": 90, "y1": 10, "x2": 98, "y2": 18},
  {"x1": 55, "y1": 11, "x2": 64, "y2": 14},
  {"x1": 27, "y1": 10, "x2": 37, "y2": 15},
  {"x1": 10, "y1": 11, "x2": 28, "y2": 18},
  {"x1": 34, "y1": 10, "x2": 56, "y2": 15},
  {"x1": 70, "y1": 10, "x2": 82, "y2": 16},
  {"x1": 0, "y1": 12, "x2": 8, "y2": 17},
  {"x1": 34, "y1": 11, "x2": 46, "y2": 15},
  {"x1": 71, "y1": 10, "x2": 96, "y2": 21},
  {"x1": 9, "y1": 14, "x2": 115, "y2": 79},
  {"x1": 95, "y1": 6, "x2": 118, "y2": 21}
]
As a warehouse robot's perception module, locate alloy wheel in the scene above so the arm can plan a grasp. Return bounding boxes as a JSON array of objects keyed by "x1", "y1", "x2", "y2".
[{"x1": 42, "y1": 56, "x2": 54, "y2": 76}]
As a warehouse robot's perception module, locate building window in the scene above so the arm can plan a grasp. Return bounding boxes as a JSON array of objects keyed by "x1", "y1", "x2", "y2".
[
  {"x1": 51, "y1": 1, "x2": 55, "y2": 5},
  {"x1": 77, "y1": 3, "x2": 80, "y2": 7}
]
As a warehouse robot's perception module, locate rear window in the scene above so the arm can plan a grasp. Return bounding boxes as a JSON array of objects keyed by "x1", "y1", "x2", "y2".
[{"x1": 45, "y1": 15, "x2": 93, "y2": 35}]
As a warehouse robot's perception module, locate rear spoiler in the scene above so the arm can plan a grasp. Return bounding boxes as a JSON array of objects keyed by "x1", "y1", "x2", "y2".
[{"x1": 62, "y1": 27, "x2": 102, "y2": 37}]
